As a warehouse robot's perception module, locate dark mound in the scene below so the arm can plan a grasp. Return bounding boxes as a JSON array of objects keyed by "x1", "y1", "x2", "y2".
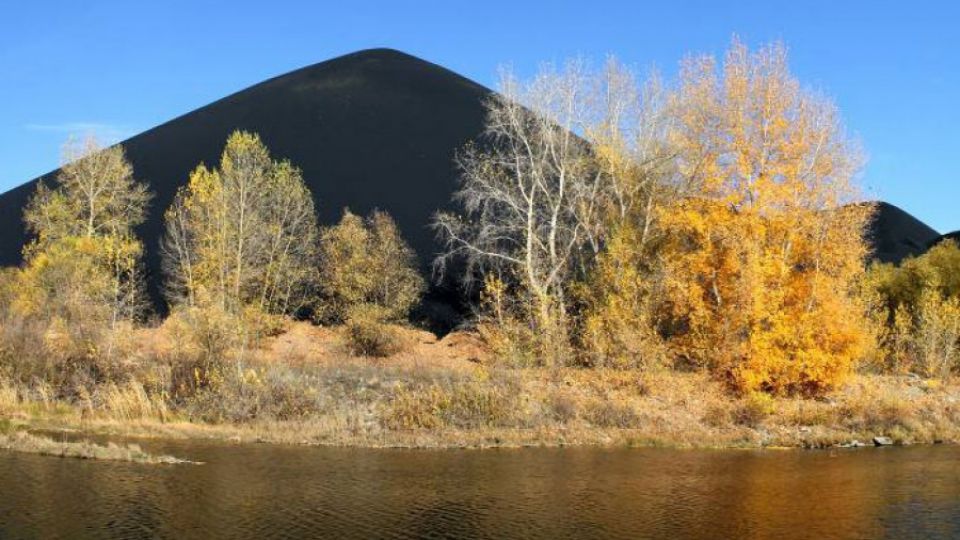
[
  {"x1": 867, "y1": 202, "x2": 940, "y2": 263},
  {"x1": 0, "y1": 48, "x2": 492, "y2": 323},
  {"x1": 929, "y1": 231, "x2": 960, "y2": 249}
]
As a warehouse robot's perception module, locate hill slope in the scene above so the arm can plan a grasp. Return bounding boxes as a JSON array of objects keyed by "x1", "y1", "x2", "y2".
[
  {"x1": 0, "y1": 48, "x2": 492, "y2": 310},
  {"x1": 929, "y1": 231, "x2": 960, "y2": 249},
  {"x1": 868, "y1": 202, "x2": 941, "y2": 263}
]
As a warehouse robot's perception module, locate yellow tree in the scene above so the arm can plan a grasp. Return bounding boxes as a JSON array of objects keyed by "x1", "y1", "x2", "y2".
[
  {"x1": 578, "y1": 64, "x2": 678, "y2": 368},
  {"x1": 866, "y1": 240, "x2": 960, "y2": 378},
  {"x1": 24, "y1": 137, "x2": 150, "y2": 245},
  {"x1": 318, "y1": 208, "x2": 425, "y2": 323},
  {"x1": 10, "y1": 136, "x2": 151, "y2": 370},
  {"x1": 658, "y1": 40, "x2": 872, "y2": 395},
  {"x1": 162, "y1": 131, "x2": 319, "y2": 316}
]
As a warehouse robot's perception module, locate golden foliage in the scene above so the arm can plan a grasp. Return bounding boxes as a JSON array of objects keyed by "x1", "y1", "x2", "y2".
[
  {"x1": 162, "y1": 131, "x2": 319, "y2": 316},
  {"x1": 24, "y1": 137, "x2": 150, "y2": 247},
  {"x1": 866, "y1": 240, "x2": 960, "y2": 378},
  {"x1": 477, "y1": 274, "x2": 549, "y2": 367},
  {"x1": 579, "y1": 222, "x2": 667, "y2": 369},
  {"x1": 1, "y1": 137, "x2": 151, "y2": 384},
  {"x1": 318, "y1": 209, "x2": 425, "y2": 323},
  {"x1": 656, "y1": 41, "x2": 873, "y2": 395}
]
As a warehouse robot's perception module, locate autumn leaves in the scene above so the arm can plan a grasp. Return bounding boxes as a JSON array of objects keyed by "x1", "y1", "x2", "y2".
[{"x1": 437, "y1": 40, "x2": 875, "y2": 395}]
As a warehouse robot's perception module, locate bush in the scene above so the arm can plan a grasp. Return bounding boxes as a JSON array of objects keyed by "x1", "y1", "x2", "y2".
[
  {"x1": 475, "y1": 275, "x2": 569, "y2": 368},
  {"x1": 579, "y1": 223, "x2": 668, "y2": 370},
  {"x1": 583, "y1": 399, "x2": 639, "y2": 428},
  {"x1": 343, "y1": 304, "x2": 407, "y2": 357},
  {"x1": 548, "y1": 391, "x2": 579, "y2": 423},
  {"x1": 867, "y1": 240, "x2": 960, "y2": 378},
  {"x1": 162, "y1": 301, "x2": 246, "y2": 396},
  {"x1": 381, "y1": 371, "x2": 519, "y2": 430},
  {"x1": 735, "y1": 391, "x2": 775, "y2": 427},
  {"x1": 180, "y1": 366, "x2": 324, "y2": 423},
  {"x1": 318, "y1": 209, "x2": 425, "y2": 323}
]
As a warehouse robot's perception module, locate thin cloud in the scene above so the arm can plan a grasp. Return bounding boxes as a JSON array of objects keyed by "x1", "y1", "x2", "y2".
[{"x1": 24, "y1": 122, "x2": 133, "y2": 144}]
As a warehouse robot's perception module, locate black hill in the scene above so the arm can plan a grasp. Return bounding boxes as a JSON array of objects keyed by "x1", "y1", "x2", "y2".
[
  {"x1": 868, "y1": 202, "x2": 941, "y2": 263},
  {"x1": 0, "y1": 48, "x2": 492, "y2": 315},
  {"x1": 0, "y1": 48, "x2": 944, "y2": 318},
  {"x1": 930, "y1": 231, "x2": 960, "y2": 249}
]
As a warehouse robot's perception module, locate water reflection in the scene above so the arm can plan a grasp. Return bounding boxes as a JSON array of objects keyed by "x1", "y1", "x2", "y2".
[{"x1": 1, "y1": 442, "x2": 959, "y2": 539}]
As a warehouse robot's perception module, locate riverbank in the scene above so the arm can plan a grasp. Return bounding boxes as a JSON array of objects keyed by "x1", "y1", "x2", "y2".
[
  {"x1": 2, "y1": 361, "x2": 958, "y2": 451},
  {"x1": 1, "y1": 322, "x2": 958, "y2": 451}
]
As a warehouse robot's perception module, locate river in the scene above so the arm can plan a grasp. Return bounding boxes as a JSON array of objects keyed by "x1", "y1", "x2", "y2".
[{"x1": 1, "y1": 440, "x2": 959, "y2": 539}]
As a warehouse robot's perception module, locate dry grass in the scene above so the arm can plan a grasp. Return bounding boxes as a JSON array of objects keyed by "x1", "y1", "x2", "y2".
[
  {"x1": 96, "y1": 380, "x2": 171, "y2": 422},
  {"x1": 4, "y1": 367, "x2": 958, "y2": 450},
  {"x1": 1, "y1": 322, "x2": 959, "y2": 450},
  {"x1": 0, "y1": 429, "x2": 193, "y2": 464}
]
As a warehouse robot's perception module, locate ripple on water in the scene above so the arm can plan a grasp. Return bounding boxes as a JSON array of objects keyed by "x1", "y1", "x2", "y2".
[{"x1": 1, "y1": 444, "x2": 959, "y2": 539}]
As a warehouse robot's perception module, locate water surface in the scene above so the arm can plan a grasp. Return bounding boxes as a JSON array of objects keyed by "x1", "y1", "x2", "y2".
[{"x1": 1, "y1": 439, "x2": 958, "y2": 539}]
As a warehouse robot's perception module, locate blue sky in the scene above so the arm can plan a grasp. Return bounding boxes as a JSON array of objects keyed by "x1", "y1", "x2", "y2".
[{"x1": 1, "y1": 0, "x2": 957, "y2": 231}]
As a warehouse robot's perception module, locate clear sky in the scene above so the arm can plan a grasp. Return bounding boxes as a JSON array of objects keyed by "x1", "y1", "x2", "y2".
[{"x1": 1, "y1": 0, "x2": 957, "y2": 232}]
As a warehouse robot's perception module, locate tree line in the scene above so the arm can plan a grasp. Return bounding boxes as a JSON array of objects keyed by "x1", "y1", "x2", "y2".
[
  {"x1": 1, "y1": 39, "x2": 958, "y2": 401},
  {"x1": 0, "y1": 131, "x2": 424, "y2": 387}
]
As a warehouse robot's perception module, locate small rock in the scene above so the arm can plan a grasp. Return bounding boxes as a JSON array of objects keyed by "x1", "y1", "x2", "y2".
[
  {"x1": 837, "y1": 440, "x2": 867, "y2": 449},
  {"x1": 873, "y1": 436, "x2": 894, "y2": 446}
]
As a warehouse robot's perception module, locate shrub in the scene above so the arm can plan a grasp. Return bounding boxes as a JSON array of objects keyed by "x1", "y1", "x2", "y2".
[
  {"x1": 382, "y1": 384, "x2": 446, "y2": 430},
  {"x1": 343, "y1": 304, "x2": 407, "y2": 357},
  {"x1": 163, "y1": 302, "x2": 240, "y2": 396},
  {"x1": 381, "y1": 370, "x2": 520, "y2": 430},
  {"x1": 867, "y1": 240, "x2": 960, "y2": 378},
  {"x1": 912, "y1": 292, "x2": 960, "y2": 378},
  {"x1": 734, "y1": 391, "x2": 776, "y2": 427},
  {"x1": 180, "y1": 366, "x2": 324, "y2": 424},
  {"x1": 475, "y1": 275, "x2": 569, "y2": 368},
  {"x1": 548, "y1": 391, "x2": 579, "y2": 423},
  {"x1": 579, "y1": 223, "x2": 668, "y2": 370},
  {"x1": 318, "y1": 209, "x2": 425, "y2": 323},
  {"x1": 583, "y1": 399, "x2": 639, "y2": 428}
]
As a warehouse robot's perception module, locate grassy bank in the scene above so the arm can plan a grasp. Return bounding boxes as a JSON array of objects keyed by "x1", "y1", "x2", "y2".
[
  {"x1": 1, "y1": 340, "x2": 958, "y2": 450},
  {"x1": 0, "y1": 421, "x2": 194, "y2": 463}
]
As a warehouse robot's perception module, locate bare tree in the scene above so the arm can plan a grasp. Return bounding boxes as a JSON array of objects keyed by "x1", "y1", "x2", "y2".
[
  {"x1": 434, "y1": 59, "x2": 675, "y2": 338},
  {"x1": 435, "y1": 62, "x2": 594, "y2": 331}
]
